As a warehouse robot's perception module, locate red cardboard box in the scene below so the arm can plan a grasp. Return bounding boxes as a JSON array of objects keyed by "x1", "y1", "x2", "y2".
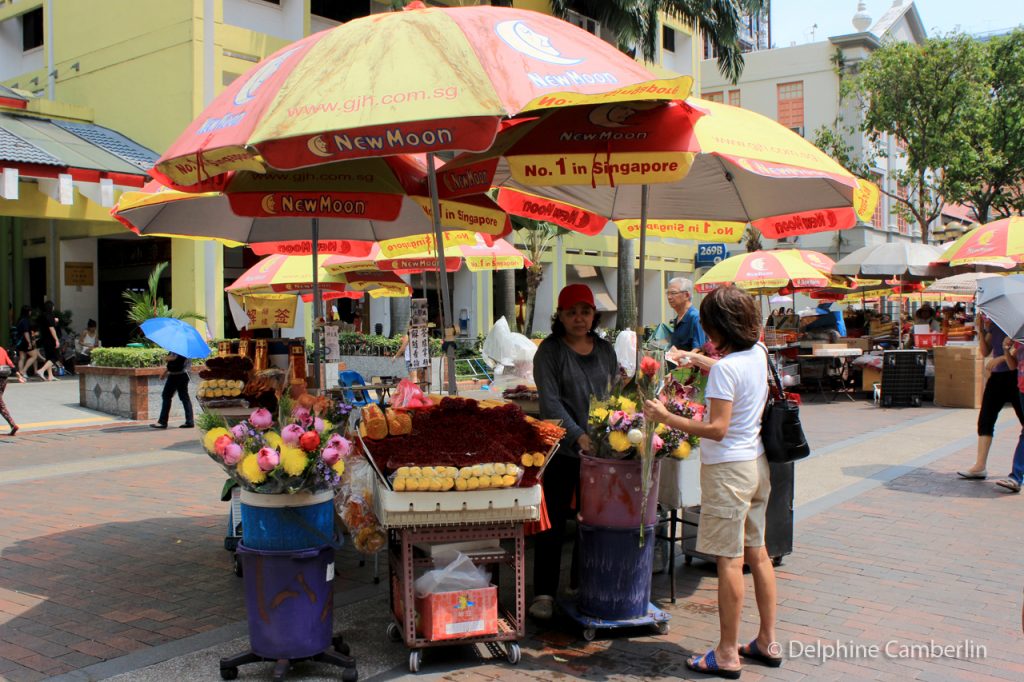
[{"x1": 417, "y1": 587, "x2": 498, "y2": 641}]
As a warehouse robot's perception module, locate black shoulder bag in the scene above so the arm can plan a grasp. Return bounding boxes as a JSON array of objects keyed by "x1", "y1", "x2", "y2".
[{"x1": 760, "y1": 347, "x2": 810, "y2": 463}]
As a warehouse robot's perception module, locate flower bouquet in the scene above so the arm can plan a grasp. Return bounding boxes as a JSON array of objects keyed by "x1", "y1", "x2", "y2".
[
  {"x1": 658, "y1": 363, "x2": 708, "y2": 459},
  {"x1": 197, "y1": 398, "x2": 353, "y2": 494}
]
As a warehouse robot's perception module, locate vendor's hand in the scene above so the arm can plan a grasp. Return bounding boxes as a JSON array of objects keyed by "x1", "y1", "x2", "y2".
[
  {"x1": 577, "y1": 434, "x2": 594, "y2": 455},
  {"x1": 667, "y1": 348, "x2": 691, "y2": 366},
  {"x1": 643, "y1": 399, "x2": 669, "y2": 424}
]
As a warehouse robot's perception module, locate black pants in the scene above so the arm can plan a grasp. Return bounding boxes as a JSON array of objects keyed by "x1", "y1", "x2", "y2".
[
  {"x1": 977, "y1": 371, "x2": 1024, "y2": 437},
  {"x1": 532, "y1": 452, "x2": 580, "y2": 598},
  {"x1": 158, "y1": 374, "x2": 193, "y2": 426}
]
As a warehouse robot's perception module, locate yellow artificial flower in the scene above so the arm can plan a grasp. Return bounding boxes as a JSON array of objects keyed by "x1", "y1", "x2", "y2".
[
  {"x1": 592, "y1": 407, "x2": 609, "y2": 421},
  {"x1": 202, "y1": 428, "x2": 231, "y2": 454},
  {"x1": 655, "y1": 423, "x2": 667, "y2": 435},
  {"x1": 321, "y1": 420, "x2": 333, "y2": 433},
  {"x1": 264, "y1": 431, "x2": 283, "y2": 450},
  {"x1": 608, "y1": 430, "x2": 632, "y2": 452},
  {"x1": 332, "y1": 461, "x2": 346, "y2": 477},
  {"x1": 673, "y1": 441, "x2": 691, "y2": 460},
  {"x1": 240, "y1": 454, "x2": 267, "y2": 484},
  {"x1": 280, "y1": 446, "x2": 309, "y2": 476},
  {"x1": 617, "y1": 397, "x2": 637, "y2": 414}
]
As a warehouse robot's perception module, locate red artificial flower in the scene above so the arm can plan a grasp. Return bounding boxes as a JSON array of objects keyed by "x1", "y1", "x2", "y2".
[
  {"x1": 298, "y1": 430, "x2": 321, "y2": 452},
  {"x1": 639, "y1": 356, "x2": 660, "y2": 378}
]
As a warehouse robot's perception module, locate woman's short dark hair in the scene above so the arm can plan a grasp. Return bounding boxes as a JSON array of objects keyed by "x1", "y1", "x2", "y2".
[
  {"x1": 20, "y1": 305, "x2": 31, "y2": 319},
  {"x1": 87, "y1": 319, "x2": 97, "y2": 328},
  {"x1": 550, "y1": 310, "x2": 603, "y2": 337},
  {"x1": 699, "y1": 286, "x2": 761, "y2": 353}
]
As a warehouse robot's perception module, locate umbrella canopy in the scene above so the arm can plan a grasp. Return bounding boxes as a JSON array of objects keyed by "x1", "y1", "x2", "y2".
[
  {"x1": 976, "y1": 275, "x2": 1024, "y2": 340},
  {"x1": 926, "y1": 272, "x2": 1003, "y2": 295},
  {"x1": 832, "y1": 242, "x2": 947, "y2": 279},
  {"x1": 113, "y1": 159, "x2": 512, "y2": 243},
  {"x1": 937, "y1": 216, "x2": 1024, "y2": 267},
  {"x1": 225, "y1": 254, "x2": 411, "y2": 298},
  {"x1": 768, "y1": 295, "x2": 793, "y2": 305},
  {"x1": 695, "y1": 250, "x2": 833, "y2": 294},
  {"x1": 151, "y1": 4, "x2": 685, "y2": 189},
  {"x1": 323, "y1": 236, "x2": 529, "y2": 274},
  {"x1": 439, "y1": 98, "x2": 865, "y2": 242},
  {"x1": 140, "y1": 318, "x2": 211, "y2": 359}
]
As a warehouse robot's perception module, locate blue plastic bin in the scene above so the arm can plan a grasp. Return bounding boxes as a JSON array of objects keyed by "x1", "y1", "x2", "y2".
[{"x1": 239, "y1": 490, "x2": 335, "y2": 551}]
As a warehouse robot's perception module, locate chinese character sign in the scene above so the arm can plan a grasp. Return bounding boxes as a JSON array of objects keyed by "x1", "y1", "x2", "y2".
[
  {"x1": 242, "y1": 295, "x2": 297, "y2": 329},
  {"x1": 323, "y1": 325, "x2": 340, "y2": 363},
  {"x1": 408, "y1": 327, "x2": 430, "y2": 369}
]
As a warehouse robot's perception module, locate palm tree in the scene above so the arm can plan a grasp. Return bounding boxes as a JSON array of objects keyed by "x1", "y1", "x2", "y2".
[
  {"x1": 742, "y1": 225, "x2": 764, "y2": 253},
  {"x1": 493, "y1": 269, "x2": 518, "y2": 332},
  {"x1": 616, "y1": 236, "x2": 637, "y2": 329},
  {"x1": 550, "y1": 0, "x2": 768, "y2": 83},
  {"x1": 513, "y1": 216, "x2": 566, "y2": 336},
  {"x1": 389, "y1": 295, "x2": 410, "y2": 337},
  {"x1": 122, "y1": 262, "x2": 205, "y2": 326}
]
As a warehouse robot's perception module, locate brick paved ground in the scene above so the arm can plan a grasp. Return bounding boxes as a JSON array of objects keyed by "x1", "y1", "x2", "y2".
[{"x1": 1, "y1": 401, "x2": 1023, "y2": 681}]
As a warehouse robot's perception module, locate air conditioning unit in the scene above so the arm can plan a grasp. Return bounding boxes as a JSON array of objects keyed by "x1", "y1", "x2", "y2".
[{"x1": 566, "y1": 9, "x2": 600, "y2": 36}]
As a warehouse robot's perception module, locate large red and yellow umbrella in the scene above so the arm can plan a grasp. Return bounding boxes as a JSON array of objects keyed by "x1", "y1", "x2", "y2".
[
  {"x1": 323, "y1": 236, "x2": 529, "y2": 275},
  {"x1": 225, "y1": 254, "x2": 411, "y2": 298},
  {"x1": 695, "y1": 250, "x2": 834, "y2": 294},
  {"x1": 937, "y1": 216, "x2": 1024, "y2": 267}
]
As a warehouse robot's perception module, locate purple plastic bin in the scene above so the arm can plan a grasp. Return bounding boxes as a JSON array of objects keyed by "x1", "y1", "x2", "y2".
[
  {"x1": 578, "y1": 523, "x2": 655, "y2": 620},
  {"x1": 579, "y1": 455, "x2": 661, "y2": 528},
  {"x1": 236, "y1": 543, "x2": 335, "y2": 659}
]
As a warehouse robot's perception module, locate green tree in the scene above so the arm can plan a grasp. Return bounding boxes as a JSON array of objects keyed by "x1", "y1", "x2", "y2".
[
  {"x1": 551, "y1": 0, "x2": 767, "y2": 82},
  {"x1": 492, "y1": 269, "x2": 518, "y2": 332},
  {"x1": 943, "y1": 29, "x2": 1024, "y2": 223},
  {"x1": 513, "y1": 216, "x2": 567, "y2": 336},
  {"x1": 122, "y1": 262, "x2": 205, "y2": 327},
  {"x1": 616, "y1": 235, "x2": 636, "y2": 329},
  {"x1": 853, "y1": 34, "x2": 990, "y2": 243}
]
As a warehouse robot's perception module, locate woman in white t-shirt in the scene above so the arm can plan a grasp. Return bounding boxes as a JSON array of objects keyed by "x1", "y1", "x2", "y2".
[{"x1": 644, "y1": 285, "x2": 781, "y2": 678}]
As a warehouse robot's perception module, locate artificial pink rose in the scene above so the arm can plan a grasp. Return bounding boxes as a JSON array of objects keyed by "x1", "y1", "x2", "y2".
[
  {"x1": 281, "y1": 423, "x2": 305, "y2": 445},
  {"x1": 609, "y1": 410, "x2": 627, "y2": 426},
  {"x1": 321, "y1": 446, "x2": 341, "y2": 466},
  {"x1": 257, "y1": 447, "x2": 280, "y2": 471},
  {"x1": 223, "y1": 443, "x2": 243, "y2": 465},
  {"x1": 230, "y1": 423, "x2": 248, "y2": 441},
  {"x1": 313, "y1": 417, "x2": 325, "y2": 433},
  {"x1": 334, "y1": 436, "x2": 352, "y2": 457},
  {"x1": 249, "y1": 408, "x2": 274, "y2": 430},
  {"x1": 326, "y1": 433, "x2": 345, "y2": 449},
  {"x1": 298, "y1": 430, "x2": 321, "y2": 452},
  {"x1": 214, "y1": 434, "x2": 234, "y2": 457},
  {"x1": 292, "y1": 406, "x2": 311, "y2": 422},
  {"x1": 652, "y1": 434, "x2": 665, "y2": 453}
]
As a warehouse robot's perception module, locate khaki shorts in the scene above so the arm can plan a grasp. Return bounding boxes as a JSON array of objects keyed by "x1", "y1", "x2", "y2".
[{"x1": 696, "y1": 456, "x2": 771, "y2": 558}]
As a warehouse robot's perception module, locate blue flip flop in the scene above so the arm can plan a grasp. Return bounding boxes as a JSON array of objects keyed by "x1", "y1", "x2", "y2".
[
  {"x1": 686, "y1": 650, "x2": 741, "y2": 679},
  {"x1": 739, "y1": 640, "x2": 783, "y2": 667}
]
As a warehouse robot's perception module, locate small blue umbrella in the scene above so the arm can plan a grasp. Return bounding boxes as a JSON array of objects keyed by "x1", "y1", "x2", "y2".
[{"x1": 140, "y1": 318, "x2": 211, "y2": 359}]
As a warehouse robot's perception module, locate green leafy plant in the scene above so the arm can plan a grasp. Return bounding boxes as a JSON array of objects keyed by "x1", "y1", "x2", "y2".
[
  {"x1": 123, "y1": 262, "x2": 206, "y2": 327},
  {"x1": 90, "y1": 347, "x2": 170, "y2": 368}
]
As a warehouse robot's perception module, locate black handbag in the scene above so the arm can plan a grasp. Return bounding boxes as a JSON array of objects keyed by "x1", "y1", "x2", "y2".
[{"x1": 760, "y1": 349, "x2": 810, "y2": 463}]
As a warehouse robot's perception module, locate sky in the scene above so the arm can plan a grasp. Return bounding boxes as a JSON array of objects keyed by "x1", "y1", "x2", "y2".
[{"x1": 769, "y1": 0, "x2": 1022, "y2": 48}]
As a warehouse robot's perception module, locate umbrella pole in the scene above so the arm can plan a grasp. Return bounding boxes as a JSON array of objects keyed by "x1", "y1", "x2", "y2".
[
  {"x1": 427, "y1": 153, "x2": 457, "y2": 395},
  {"x1": 635, "y1": 185, "x2": 649, "y2": 373},
  {"x1": 311, "y1": 218, "x2": 322, "y2": 390}
]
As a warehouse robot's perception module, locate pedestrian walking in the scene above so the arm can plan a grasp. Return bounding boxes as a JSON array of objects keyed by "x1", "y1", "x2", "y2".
[
  {"x1": 151, "y1": 352, "x2": 194, "y2": 429},
  {"x1": 0, "y1": 346, "x2": 19, "y2": 435},
  {"x1": 34, "y1": 302, "x2": 59, "y2": 382},
  {"x1": 644, "y1": 286, "x2": 781, "y2": 678},
  {"x1": 14, "y1": 305, "x2": 37, "y2": 381},
  {"x1": 958, "y1": 313, "x2": 1023, "y2": 479}
]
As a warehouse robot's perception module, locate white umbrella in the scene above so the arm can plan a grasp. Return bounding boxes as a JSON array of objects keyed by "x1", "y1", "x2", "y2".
[
  {"x1": 769, "y1": 294, "x2": 793, "y2": 305},
  {"x1": 926, "y1": 272, "x2": 1002, "y2": 295},
  {"x1": 832, "y1": 242, "x2": 947, "y2": 279},
  {"x1": 977, "y1": 275, "x2": 1024, "y2": 340}
]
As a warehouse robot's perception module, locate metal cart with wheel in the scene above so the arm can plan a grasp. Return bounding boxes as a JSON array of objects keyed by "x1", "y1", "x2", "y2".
[{"x1": 386, "y1": 522, "x2": 526, "y2": 673}]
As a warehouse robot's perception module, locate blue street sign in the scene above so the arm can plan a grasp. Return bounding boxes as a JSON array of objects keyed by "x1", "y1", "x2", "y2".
[{"x1": 696, "y1": 243, "x2": 728, "y2": 266}]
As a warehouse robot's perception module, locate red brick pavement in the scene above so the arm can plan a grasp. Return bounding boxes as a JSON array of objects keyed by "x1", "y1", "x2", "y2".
[{"x1": 2, "y1": 409, "x2": 1023, "y2": 681}]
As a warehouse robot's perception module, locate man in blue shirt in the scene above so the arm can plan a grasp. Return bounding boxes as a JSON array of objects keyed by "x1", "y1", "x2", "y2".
[{"x1": 666, "y1": 277, "x2": 706, "y2": 352}]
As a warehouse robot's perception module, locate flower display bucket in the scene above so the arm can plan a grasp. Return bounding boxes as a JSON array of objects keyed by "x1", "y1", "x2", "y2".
[
  {"x1": 240, "y1": 489, "x2": 335, "y2": 551},
  {"x1": 577, "y1": 522, "x2": 655, "y2": 620},
  {"x1": 237, "y1": 543, "x2": 334, "y2": 659},
  {"x1": 579, "y1": 455, "x2": 661, "y2": 528}
]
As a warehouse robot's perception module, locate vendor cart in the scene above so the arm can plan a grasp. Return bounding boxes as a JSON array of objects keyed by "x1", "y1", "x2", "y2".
[{"x1": 375, "y1": 482, "x2": 541, "y2": 673}]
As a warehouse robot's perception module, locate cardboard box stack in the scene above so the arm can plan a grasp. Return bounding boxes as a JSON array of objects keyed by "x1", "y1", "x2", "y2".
[{"x1": 933, "y1": 345, "x2": 983, "y2": 408}]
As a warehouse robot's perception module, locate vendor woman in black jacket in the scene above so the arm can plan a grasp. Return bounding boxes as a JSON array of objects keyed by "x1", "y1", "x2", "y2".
[{"x1": 530, "y1": 284, "x2": 618, "y2": 620}]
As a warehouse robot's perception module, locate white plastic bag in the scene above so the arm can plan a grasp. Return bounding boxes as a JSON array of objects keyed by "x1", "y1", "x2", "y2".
[
  {"x1": 414, "y1": 551, "x2": 491, "y2": 598},
  {"x1": 614, "y1": 330, "x2": 637, "y2": 375},
  {"x1": 483, "y1": 317, "x2": 537, "y2": 387}
]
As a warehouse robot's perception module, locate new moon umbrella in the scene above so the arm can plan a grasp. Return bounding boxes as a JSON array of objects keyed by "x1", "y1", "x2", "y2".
[
  {"x1": 150, "y1": 2, "x2": 687, "y2": 392},
  {"x1": 323, "y1": 237, "x2": 530, "y2": 275},
  {"x1": 976, "y1": 275, "x2": 1024, "y2": 340},
  {"x1": 225, "y1": 255, "x2": 411, "y2": 298},
  {"x1": 937, "y1": 216, "x2": 1024, "y2": 267},
  {"x1": 140, "y1": 318, "x2": 211, "y2": 360},
  {"x1": 695, "y1": 250, "x2": 834, "y2": 294}
]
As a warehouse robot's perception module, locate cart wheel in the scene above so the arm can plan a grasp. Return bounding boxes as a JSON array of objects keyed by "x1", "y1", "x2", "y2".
[
  {"x1": 386, "y1": 622, "x2": 402, "y2": 643},
  {"x1": 582, "y1": 628, "x2": 596, "y2": 642},
  {"x1": 655, "y1": 622, "x2": 670, "y2": 635},
  {"x1": 772, "y1": 556, "x2": 784, "y2": 567},
  {"x1": 341, "y1": 668, "x2": 358, "y2": 682},
  {"x1": 506, "y1": 642, "x2": 521, "y2": 664},
  {"x1": 233, "y1": 555, "x2": 243, "y2": 578},
  {"x1": 219, "y1": 666, "x2": 238, "y2": 680},
  {"x1": 333, "y1": 635, "x2": 351, "y2": 656},
  {"x1": 409, "y1": 649, "x2": 422, "y2": 673}
]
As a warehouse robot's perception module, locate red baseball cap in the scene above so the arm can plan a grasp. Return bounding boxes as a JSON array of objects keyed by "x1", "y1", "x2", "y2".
[{"x1": 557, "y1": 284, "x2": 596, "y2": 311}]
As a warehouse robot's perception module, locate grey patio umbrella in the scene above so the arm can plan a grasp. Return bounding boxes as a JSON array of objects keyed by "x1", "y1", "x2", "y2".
[
  {"x1": 976, "y1": 275, "x2": 1024, "y2": 340},
  {"x1": 832, "y1": 242, "x2": 948, "y2": 279},
  {"x1": 926, "y1": 272, "x2": 1002, "y2": 296}
]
